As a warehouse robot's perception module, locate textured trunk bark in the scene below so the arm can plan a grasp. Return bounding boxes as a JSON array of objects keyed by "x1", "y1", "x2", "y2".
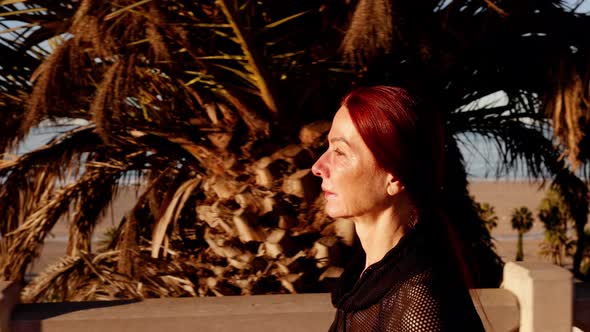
[{"x1": 516, "y1": 233, "x2": 523, "y2": 261}]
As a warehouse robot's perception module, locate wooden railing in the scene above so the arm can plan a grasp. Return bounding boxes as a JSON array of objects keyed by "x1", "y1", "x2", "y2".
[{"x1": 1, "y1": 262, "x2": 588, "y2": 332}]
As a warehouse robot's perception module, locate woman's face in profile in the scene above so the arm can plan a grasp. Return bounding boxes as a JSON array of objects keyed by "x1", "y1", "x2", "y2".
[{"x1": 311, "y1": 106, "x2": 392, "y2": 219}]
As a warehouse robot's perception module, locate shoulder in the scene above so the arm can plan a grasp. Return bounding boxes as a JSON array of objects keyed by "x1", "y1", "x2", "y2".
[
  {"x1": 382, "y1": 268, "x2": 441, "y2": 308},
  {"x1": 380, "y1": 268, "x2": 484, "y2": 332},
  {"x1": 380, "y1": 269, "x2": 446, "y2": 331}
]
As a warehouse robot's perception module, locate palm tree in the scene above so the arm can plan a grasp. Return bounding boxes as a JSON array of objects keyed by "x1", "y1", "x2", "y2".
[
  {"x1": 472, "y1": 196, "x2": 498, "y2": 233},
  {"x1": 340, "y1": 0, "x2": 590, "y2": 282},
  {"x1": 538, "y1": 192, "x2": 569, "y2": 265},
  {"x1": 511, "y1": 207, "x2": 535, "y2": 261},
  {"x1": 0, "y1": 0, "x2": 353, "y2": 300},
  {"x1": 1, "y1": 0, "x2": 590, "y2": 300},
  {"x1": 551, "y1": 173, "x2": 589, "y2": 277},
  {"x1": 538, "y1": 187, "x2": 579, "y2": 266}
]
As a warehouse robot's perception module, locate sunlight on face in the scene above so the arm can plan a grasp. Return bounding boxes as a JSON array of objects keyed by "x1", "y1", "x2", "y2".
[{"x1": 311, "y1": 106, "x2": 392, "y2": 218}]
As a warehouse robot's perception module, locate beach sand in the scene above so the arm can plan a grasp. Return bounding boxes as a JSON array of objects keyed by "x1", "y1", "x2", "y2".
[{"x1": 28, "y1": 181, "x2": 579, "y2": 276}]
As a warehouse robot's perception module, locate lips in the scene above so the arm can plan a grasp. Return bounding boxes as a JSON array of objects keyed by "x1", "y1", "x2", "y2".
[{"x1": 322, "y1": 187, "x2": 336, "y2": 199}]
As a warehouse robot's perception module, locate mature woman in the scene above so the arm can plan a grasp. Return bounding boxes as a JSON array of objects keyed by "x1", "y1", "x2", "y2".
[{"x1": 311, "y1": 86, "x2": 485, "y2": 331}]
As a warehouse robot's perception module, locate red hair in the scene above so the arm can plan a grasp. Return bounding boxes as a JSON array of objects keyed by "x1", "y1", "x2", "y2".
[
  {"x1": 342, "y1": 86, "x2": 443, "y2": 216},
  {"x1": 342, "y1": 86, "x2": 475, "y2": 290}
]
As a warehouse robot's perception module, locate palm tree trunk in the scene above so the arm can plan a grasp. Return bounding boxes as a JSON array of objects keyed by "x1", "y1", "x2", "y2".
[
  {"x1": 573, "y1": 215, "x2": 588, "y2": 277},
  {"x1": 516, "y1": 232, "x2": 524, "y2": 261}
]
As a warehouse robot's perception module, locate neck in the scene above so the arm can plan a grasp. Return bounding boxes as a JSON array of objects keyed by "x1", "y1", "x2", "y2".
[{"x1": 354, "y1": 206, "x2": 410, "y2": 272}]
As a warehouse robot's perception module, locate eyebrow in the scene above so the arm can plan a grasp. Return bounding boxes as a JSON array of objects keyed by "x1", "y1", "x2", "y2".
[{"x1": 329, "y1": 137, "x2": 351, "y2": 146}]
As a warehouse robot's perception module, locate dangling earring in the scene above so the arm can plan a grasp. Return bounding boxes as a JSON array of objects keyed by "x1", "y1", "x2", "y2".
[{"x1": 408, "y1": 207, "x2": 418, "y2": 229}]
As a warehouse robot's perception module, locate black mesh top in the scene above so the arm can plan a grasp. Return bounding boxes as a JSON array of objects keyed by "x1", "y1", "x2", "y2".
[{"x1": 328, "y1": 224, "x2": 485, "y2": 332}]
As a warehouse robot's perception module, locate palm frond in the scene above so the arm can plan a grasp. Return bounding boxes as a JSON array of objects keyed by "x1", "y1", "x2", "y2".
[
  {"x1": 458, "y1": 117, "x2": 557, "y2": 179},
  {"x1": 133, "y1": 129, "x2": 228, "y2": 175},
  {"x1": 171, "y1": 25, "x2": 271, "y2": 137},
  {"x1": 151, "y1": 177, "x2": 201, "y2": 258},
  {"x1": 217, "y1": 0, "x2": 280, "y2": 115},
  {"x1": 101, "y1": 166, "x2": 178, "y2": 276},
  {"x1": 0, "y1": 90, "x2": 27, "y2": 153},
  {"x1": 21, "y1": 250, "x2": 144, "y2": 302},
  {"x1": 21, "y1": 255, "x2": 86, "y2": 303},
  {"x1": 545, "y1": 58, "x2": 590, "y2": 169},
  {"x1": 0, "y1": 125, "x2": 100, "y2": 238},
  {"x1": 0, "y1": 150, "x2": 151, "y2": 280},
  {"x1": 24, "y1": 39, "x2": 93, "y2": 137},
  {"x1": 21, "y1": 248, "x2": 209, "y2": 302},
  {"x1": 341, "y1": 0, "x2": 393, "y2": 64},
  {"x1": 66, "y1": 171, "x2": 120, "y2": 257},
  {"x1": 90, "y1": 58, "x2": 132, "y2": 142}
]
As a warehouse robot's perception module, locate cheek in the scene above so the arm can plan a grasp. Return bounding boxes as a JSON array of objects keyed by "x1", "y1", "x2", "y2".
[
  {"x1": 325, "y1": 154, "x2": 352, "y2": 180},
  {"x1": 353, "y1": 168, "x2": 388, "y2": 199},
  {"x1": 338, "y1": 163, "x2": 388, "y2": 204}
]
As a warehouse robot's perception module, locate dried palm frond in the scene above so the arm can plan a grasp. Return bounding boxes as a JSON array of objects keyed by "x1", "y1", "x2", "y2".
[
  {"x1": 171, "y1": 25, "x2": 271, "y2": 137},
  {"x1": 21, "y1": 250, "x2": 144, "y2": 302},
  {"x1": 66, "y1": 172, "x2": 120, "y2": 257},
  {"x1": 115, "y1": 212, "x2": 140, "y2": 276},
  {"x1": 0, "y1": 89, "x2": 28, "y2": 153},
  {"x1": 341, "y1": 0, "x2": 393, "y2": 65},
  {"x1": 22, "y1": 248, "x2": 204, "y2": 302},
  {"x1": 151, "y1": 177, "x2": 202, "y2": 258},
  {"x1": 93, "y1": 166, "x2": 174, "y2": 275},
  {"x1": 0, "y1": 239, "x2": 7, "y2": 270},
  {"x1": 216, "y1": 0, "x2": 279, "y2": 115},
  {"x1": 21, "y1": 255, "x2": 86, "y2": 303},
  {"x1": 0, "y1": 150, "x2": 152, "y2": 280},
  {"x1": 91, "y1": 58, "x2": 132, "y2": 142},
  {"x1": 134, "y1": 130, "x2": 228, "y2": 175},
  {"x1": 0, "y1": 125, "x2": 100, "y2": 238},
  {"x1": 23, "y1": 41, "x2": 74, "y2": 137},
  {"x1": 146, "y1": 3, "x2": 171, "y2": 64},
  {"x1": 545, "y1": 59, "x2": 590, "y2": 169}
]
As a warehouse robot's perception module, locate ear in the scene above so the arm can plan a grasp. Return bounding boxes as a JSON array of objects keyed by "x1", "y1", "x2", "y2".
[{"x1": 385, "y1": 174, "x2": 404, "y2": 196}]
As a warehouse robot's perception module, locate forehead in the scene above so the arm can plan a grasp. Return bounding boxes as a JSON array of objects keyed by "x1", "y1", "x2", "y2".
[
  {"x1": 329, "y1": 106, "x2": 383, "y2": 171},
  {"x1": 329, "y1": 106, "x2": 357, "y2": 139}
]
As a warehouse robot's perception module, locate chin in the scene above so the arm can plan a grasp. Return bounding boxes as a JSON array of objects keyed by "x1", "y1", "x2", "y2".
[
  {"x1": 325, "y1": 204, "x2": 350, "y2": 219},
  {"x1": 324, "y1": 207, "x2": 340, "y2": 218}
]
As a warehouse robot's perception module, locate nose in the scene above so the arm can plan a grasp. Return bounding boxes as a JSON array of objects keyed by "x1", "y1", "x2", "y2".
[{"x1": 311, "y1": 152, "x2": 328, "y2": 178}]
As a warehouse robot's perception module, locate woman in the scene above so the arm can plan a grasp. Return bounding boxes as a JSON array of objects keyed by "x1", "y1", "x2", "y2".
[{"x1": 311, "y1": 86, "x2": 485, "y2": 331}]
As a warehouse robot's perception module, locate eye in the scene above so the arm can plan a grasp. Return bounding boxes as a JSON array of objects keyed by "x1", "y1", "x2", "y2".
[{"x1": 334, "y1": 148, "x2": 345, "y2": 156}]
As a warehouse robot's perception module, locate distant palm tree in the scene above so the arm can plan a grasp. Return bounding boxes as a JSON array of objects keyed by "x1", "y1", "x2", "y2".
[
  {"x1": 538, "y1": 187, "x2": 580, "y2": 267},
  {"x1": 551, "y1": 174, "x2": 589, "y2": 277},
  {"x1": 511, "y1": 207, "x2": 535, "y2": 261},
  {"x1": 472, "y1": 196, "x2": 498, "y2": 233}
]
